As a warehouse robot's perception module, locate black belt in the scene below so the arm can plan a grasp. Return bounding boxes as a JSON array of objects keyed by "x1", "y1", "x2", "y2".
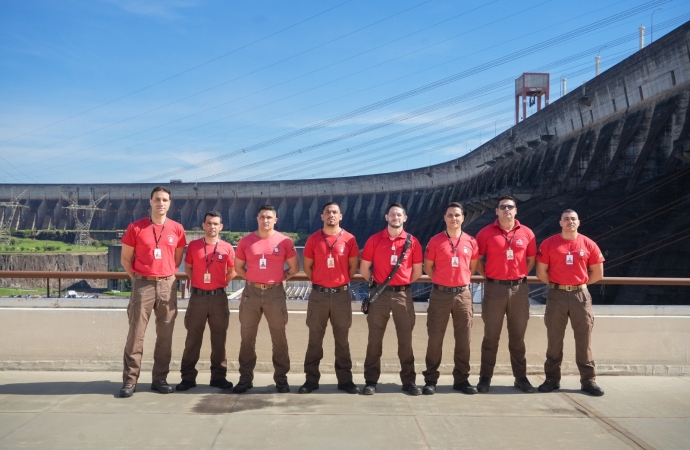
[
  {"x1": 312, "y1": 284, "x2": 348, "y2": 294},
  {"x1": 485, "y1": 277, "x2": 527, "y2": 286},
  {"x1": 371, "y1": 283, "x2": 410, "y2": 292},
  {"x1": 433, "y1": 284, "x2": 467, "y2": 293},
  {"x1": 191, "y1": 287, "x2": 226, "y2": 296}
]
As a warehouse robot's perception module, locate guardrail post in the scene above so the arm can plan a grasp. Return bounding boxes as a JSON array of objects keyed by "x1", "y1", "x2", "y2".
[
  {"x1": 58, "y1": 278, "x2": 61, "y2": 298},
  {"x1": 46, "y1": 278, "x2": 50, "y2": 298}
]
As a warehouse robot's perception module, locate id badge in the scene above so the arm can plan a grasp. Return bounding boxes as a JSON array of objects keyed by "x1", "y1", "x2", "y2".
[
  {"x1": 154, "y1": 248, "x2": 162, "y2": 260},
  {"x1": 506, "y1": 249, "x2": 514, "y2": 260},
  {"x1": 451, "y1": 256, "x2": 459, "y2": 267},
  {"x1": 390, "y1": 254, "x2": 398, "y2": 265},
  {"x1": 204, "y1": 272, "x2": 211, "y2": 284},
  {"x1": 259, "y1": 257, "x2": 267, "y2": 269},
  {"x1": 327, "y1": 256, "x2": 335, "y2": 268},
  {"x1": 566, "y1": 254, "x2": 574, "y2": 265}
]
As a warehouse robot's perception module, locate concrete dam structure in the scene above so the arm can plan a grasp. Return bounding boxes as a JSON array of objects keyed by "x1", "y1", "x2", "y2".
[{"x1": 3, "y1": 22, "x2": 690, "y2": 304}]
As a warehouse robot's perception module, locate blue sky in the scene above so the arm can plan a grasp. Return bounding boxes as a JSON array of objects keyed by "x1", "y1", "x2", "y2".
[{"x1": 0, "y1": 0, "x2": 687, "y2": 184}]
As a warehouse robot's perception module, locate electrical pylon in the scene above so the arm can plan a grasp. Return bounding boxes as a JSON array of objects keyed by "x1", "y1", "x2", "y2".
[
  {"x1": 0, "y1": 190, "x2": 27, "y2": 245},
  {"x1": 61, "y1": 192, "x2": 107, "y2": 246}
]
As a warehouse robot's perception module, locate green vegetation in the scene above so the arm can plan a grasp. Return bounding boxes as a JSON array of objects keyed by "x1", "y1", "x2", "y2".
[
  {"x1": 0, "y1": 238, "x2": 107, "y2": 253},
  {"x1": 0, "y1": 287, "x2": 47, "y2": 296}
]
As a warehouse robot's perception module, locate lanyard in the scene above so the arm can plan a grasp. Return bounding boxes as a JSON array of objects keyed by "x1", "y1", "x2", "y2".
[
  {"x1": 203, "y1": 239, "x2": 220, "y2": 272},
  {"x1": 321, "y1": 230, "x2": 344, "y2": 255},
  {"x1": 445, "y1": 230, "x2": 463, "y2": 254},
  {"x1": 150, "y1": 217, "x2": 166, "y2": 248},
  {"x1": 501, "y1": 228, "x2": 517, "y2": 248}
]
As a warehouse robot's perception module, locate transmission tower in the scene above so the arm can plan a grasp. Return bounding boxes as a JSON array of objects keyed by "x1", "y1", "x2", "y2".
[
  {"x1": 61, "y1": 192, "x2": 107, "y2": 246},
  {"x1": 0, "y1": 190, "x2": 27, "y2": 245}
]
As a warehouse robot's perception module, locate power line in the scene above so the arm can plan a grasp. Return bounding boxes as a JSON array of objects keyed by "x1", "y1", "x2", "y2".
[
  {"x1": 15, "y1": 0, "x2": 433, "y2": 158},
  {"x1": 140, "y1": 1, "x2": 670, "y2": 183},
  {"x1": 0, "y1": 0, "x2": 356, "y2": 145}
]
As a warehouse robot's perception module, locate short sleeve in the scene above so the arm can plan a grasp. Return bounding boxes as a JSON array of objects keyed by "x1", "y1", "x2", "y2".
[
  {"x1": 303, "y1": 235, "x2": 315, "y2": 259},
  {"x1": 176, "y1": 225, "x2": 187, "y2": 248},
  {"x1": 525, "y1": 230, "x2": 537, "y2": 257},
  {"x1": 184, "y1": 245, "x2": 193, "y2": 264},
  {"x1": 470, "y1": 237, "x2": 479, "y2": 260},
  {"x1": 424, "y1": 241, "x2": 436, "y2": 262},
  {"x1": 411, "y1": 237, "x2": 423, "y2": 264},
  {"x1": 348, "y1": 236, "x2": 359, "y2": 258},
  {"x1": 536, "y1": 240, "x2": 550, "y2": 264},
  {"x1": 283, "y1": 238, "x2": 297, "y2": 259},
  {"x1": 121, "y1": 223, "x2": 136, "y2": 247},
  {"x1": 226, "y1": 246, "x2": 236, "y2": 267},
  {"x1": 476, "y1": 229, "x2": 487, "y2": 256},
  {"x1": 361, "y1": 236, "x2": 376, "y2": 262},
  {"x1": 235, "y1": 239, "x2": 247, "y2": 261},
  {"x1": 587, "y1": 240, "x2": 605, "y2": 265}
]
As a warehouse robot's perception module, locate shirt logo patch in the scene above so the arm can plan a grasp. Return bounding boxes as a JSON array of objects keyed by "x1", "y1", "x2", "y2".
[
  {"x1": 167, "y1": 235, "x2": 174, "y2": 245},
  {"x1": 516, "y1": 238, "x2": 523, "y2": 246},
  {"x1": 274, "y1": 247, "x2": 280, "y2": 253},
  {"x1": 218, "y1": 254, "x2": 223, "y2": 260},
  {"x1": 339, "y1": 245, "x2": 345, "y2": 255},
  {"x1": 579, "y1": 249, "x2": 585, "y2": 257},
  {"x1": 463, "y1": 247, "x2": 468, "y2": 254}
]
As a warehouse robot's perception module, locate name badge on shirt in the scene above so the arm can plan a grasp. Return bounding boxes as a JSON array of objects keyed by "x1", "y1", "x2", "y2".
[
  {"x1": 506, "y1": 249, "x2": 514, "y2": 260},
  {"x1": 390, "y1": 254, "x2": 398, "y2": 265},
  {"x1": 451, "y1": 256, "x2": 459, "y2": 268},
  {"x1": 327, "y1": 256, "x2": 335, "y2": 268},
  {"x1": 154, "y1": 248, "x2": 162, "y2": 260},
  {"x1": 204, "y1": 273, "x2": 211, "y2": 284},
  {"x1": 259, "y1": 257, "x2": 267, "y2": 269},
  {"x1": 566, "y1": 254, "x2": 574, "y2": 265}
]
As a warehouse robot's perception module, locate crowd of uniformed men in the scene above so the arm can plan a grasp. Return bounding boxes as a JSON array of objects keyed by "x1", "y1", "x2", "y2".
[{"x1": 118, "y1": 186, "x2": 606, "y2": 399}]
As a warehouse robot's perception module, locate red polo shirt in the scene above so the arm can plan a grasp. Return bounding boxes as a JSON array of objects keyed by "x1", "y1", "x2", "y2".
[
  {"x1": 536, "y1": 233, "x2": 605, "y2": 285},
  {"x1": 476, "y1": 219, "x2": 536, "y2": 280},
  {"x1": 236, "y1": 231, "x2": 297, "y2": 284},
  {"x1": 304, "y1": 229, "x2": 358, "y2": 288},
  {"x1": 121, "y1": 217, "x2": 187, "y2": 277},
  {"x1": 184, "y1": 238, "x2": 235, "y2": 290},
  {"x1": 425, "y1": 231, "x2": 478, "y2": 287},
  {"x1": 361, "y1": 229, "x2": 423, "y2": 286}
]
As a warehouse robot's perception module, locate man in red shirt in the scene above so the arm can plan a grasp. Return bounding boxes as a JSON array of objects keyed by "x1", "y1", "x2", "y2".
[
  {"x1": 536, "y1": 209, "x2": 605, "y2": 396},
  {"x1": 475, "y1": 195, "x2": 536, "y2": 394},
  {"x1": 119, "y1": 186, "x2": 187, "y2": 398},
  {"x1": 233, "y1": 205, "x2": 299, "y2": 393},
  {"x1": 176, "y1": 211, "x2": 236, "y2": 392},
  {"x1": 422, "y1": 202, "x2": 479, "y2": 395},
  {"x1": 360, "y1": 203, "x2": 424, "y2": 396},
  {"x1": 299, "y1": 202, "x2": 360, "y2": 395}
]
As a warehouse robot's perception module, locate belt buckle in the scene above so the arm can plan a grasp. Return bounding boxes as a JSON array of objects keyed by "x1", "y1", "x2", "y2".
[
  {"x1": 260, "y1": 284, "x2": 268, "y2": 290},
  {"x1": 565, "y1": 285, "x2": 573, "y2": 292}
]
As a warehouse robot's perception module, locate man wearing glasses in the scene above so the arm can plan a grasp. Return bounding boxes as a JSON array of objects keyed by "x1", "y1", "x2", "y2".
[{"x1": 475, "y1": 195, "x2": 537, "y2": 393}]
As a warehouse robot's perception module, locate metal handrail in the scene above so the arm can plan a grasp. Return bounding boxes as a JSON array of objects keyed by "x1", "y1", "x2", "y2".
[{"x1": 1, "y1": 271, "x2": 689, "y2": 298}]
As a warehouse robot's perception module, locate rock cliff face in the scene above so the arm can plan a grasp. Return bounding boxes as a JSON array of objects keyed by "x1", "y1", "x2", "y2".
[{"x1": 0, "y1": 253, "x2": 108, "y2": 289}]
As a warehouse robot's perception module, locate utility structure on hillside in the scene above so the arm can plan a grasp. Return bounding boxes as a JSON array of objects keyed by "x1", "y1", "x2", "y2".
[
  {"x1": 61, "y1": 192, "x2": 107, "y2": 246},
  {"x1": 0, "y1": 190, "x2": 27, "y2": 245},
  {"x1": 515, "y1": 72, "x2": 550, "y2": 124}
]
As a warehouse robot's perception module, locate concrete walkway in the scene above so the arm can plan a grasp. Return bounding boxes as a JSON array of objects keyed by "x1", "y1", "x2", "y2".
[{"x1": 0, "y1": 372, "x2": 688, "y2": 449}]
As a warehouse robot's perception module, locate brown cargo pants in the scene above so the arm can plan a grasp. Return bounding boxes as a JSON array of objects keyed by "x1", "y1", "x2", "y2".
[
  {"x1": 423, "y1": 288, "x2": 473, "y2": 384},
  {"x1": 123, "y1": 276, "x2": 177, "y2": 385},
  {"x1": 480, "y1": 282, "x2": 530, "y2": 378},
  {"x1": 363, "y1": 289, "x2": 417, "y2": 385},
  {"x1": 238, "y1": 283, "x2": 290, "y2": 384},
  {"x1": 544, "y1": 288, "x2": 596, "y2": 384},
  {"x1": 304, "y1": 289, "x2": 354, "y2": 384},
  {"x1": 179, "y1": 291, "x2": 230, "y2": 382}
]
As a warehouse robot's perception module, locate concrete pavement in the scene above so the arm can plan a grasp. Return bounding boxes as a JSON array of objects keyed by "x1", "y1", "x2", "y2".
[{"x1": 0, "y1": 372, "x2": 688, "y2": 449}]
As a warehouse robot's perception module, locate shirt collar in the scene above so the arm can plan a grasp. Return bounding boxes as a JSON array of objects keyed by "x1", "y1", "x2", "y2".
[{"x1": 493, "y1": 219, "x2": 521, "y2": 231}]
